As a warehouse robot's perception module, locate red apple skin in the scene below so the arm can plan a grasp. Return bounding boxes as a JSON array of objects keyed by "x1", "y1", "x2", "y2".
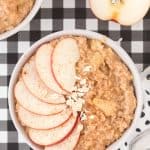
[
  {"x1": 33, "y1": 45, "x2": 60, "y2": 94},
  {"x1": 28, "y1": 115, "x2": 79, "y2": 147},
  {"x1": 35, "y1": 43, "x2": 66, "y2": 95},
  {"x1": 47, "y1": 116, "x2": 79, "y2": 147},
  {"x1": 45, "y1": 120, "x2": 82, "y2": 150},
  {"x1": 36, "y1": 67, "x2": 65, "y2": 95},
  {"x1": 37, "y1": 63, "x2": 67, "y2": 95},
  {"x1": 17, "y1": 105, "x2": 72, "y2": 130},
  {"x1": 111, "y1": 19, "x2": 118, "y2": 23},
  {"x1": 29, "y1": 113, "x2": 72, "y2": 130},
  {"x1": 50, "y1": 47, "x2": 70, "y2": 94},
  {"x1": 111, "y1": 12, "x2": 119, "y2": 23}
]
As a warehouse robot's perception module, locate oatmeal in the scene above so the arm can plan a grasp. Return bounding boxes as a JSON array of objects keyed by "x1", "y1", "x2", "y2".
[
  {"x1": 47, "y1": 36, "x2": 136, "y2": 150},
  {"x1": 74, "y1": 37, "x2": 136, "y2": 150},
  {"x1": 0, "y1": 0, "x2": 35, "y2": 33}
]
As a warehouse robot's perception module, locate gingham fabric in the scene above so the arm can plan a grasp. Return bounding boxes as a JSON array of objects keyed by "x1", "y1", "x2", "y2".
[{"x1": 0, "y1": 0, "x2": 150, "y2": 150}]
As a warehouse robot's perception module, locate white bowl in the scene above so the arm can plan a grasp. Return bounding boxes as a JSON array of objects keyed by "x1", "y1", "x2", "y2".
[
  {"x1": 0, "y1": 0, "x2": 43, "y2": 40},
  {"x1": 8, "y1": 30, "x2": 143, "y2": 150}
]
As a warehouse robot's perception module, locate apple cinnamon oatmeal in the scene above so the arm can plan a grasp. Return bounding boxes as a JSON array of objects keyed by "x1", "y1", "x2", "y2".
[
  {"x1": 0, "y1": 0, "x2": 35, "y2": 33},
  {"x1": 14, "y1": 35, "x2": 136, "y2": 150},
  {"x1": 73, "y1": 37, "x2": 136, "y2": 150}
]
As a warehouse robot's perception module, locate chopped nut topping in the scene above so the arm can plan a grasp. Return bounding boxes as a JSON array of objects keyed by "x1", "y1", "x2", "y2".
[
  {"x1": 66, "y1": 97, "x2": 84, "y2": 115},
  {"x1": 111, "y1": 0, "x2": 120, "y2": 4},
  {"x1": 66, "y1": 78, "x2": 90, "y2": 119},
  {"x1": 83, "y1": 65, "x2": 92, "y2": 72}
]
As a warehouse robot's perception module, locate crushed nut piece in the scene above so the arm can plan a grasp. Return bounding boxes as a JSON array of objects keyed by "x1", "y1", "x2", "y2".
[
  {"x1": 83, "y1": 65, "x2": 92, "y2": 72},
  {"x1": 111, "y1": 0, "x2": 120, "y2": 4},
  {"x1": 66, "y1": 97, "x2": 84, "y2": 113},
  {"x1": 80, "y1": 79, "x2": 86, "y2": 85},
  {"x1": 66, "y1": 78, "x2": 90, "y2": 115}
]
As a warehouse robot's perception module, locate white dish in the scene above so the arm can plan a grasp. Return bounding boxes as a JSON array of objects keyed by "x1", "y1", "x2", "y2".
[
  {"x1": 8, "y1": 30, "x2": 143, "y2": 150},
  {"x1": 0, "y1": 0, "x2": 43, "y2": 40}
]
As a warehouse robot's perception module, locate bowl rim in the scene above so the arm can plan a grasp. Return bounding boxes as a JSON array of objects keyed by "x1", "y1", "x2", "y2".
[
  {"x1": 0, "y1": 0, "x2": 43, "y2": 40},
  {"x1": 8, "y1": 29, "x2": 143, "y2": 150}
]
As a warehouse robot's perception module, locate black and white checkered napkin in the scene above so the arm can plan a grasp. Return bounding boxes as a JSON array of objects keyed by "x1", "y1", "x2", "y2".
[{"x1": 0, "y1": 0, "x2": 150, "y2": 150}]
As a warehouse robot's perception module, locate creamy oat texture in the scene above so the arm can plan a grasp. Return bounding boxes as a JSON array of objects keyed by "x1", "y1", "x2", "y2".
[
  {"x1": 73, "y1": 37, "x2": 136, "y2": 150},
  {"x1": 0, "y1": 0, "x2": 34, "y2": 33}
]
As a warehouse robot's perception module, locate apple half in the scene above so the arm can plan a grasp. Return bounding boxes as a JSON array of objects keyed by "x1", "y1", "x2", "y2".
[
  {"x1": 22, "y1": 57, "x2": 65, "y2": 104},
  {"x1": 15, "y1": 80, "x2": 66, "y2": 115},
  {"x1": 89, "y1": 0, "x2": 150, "y2": 26},
  {"x1": 16, "y1": 105, "x2": 72, "y2": 129},
  {"x1": 51, "y1": 38, "x2": 80, "y2": 93},
  {"x1": 35, "y1": 43, "x2": 65, "y2": 94},
  {"x1": 28, "y1": 115, "x2": 78, "y2": 146},
  {"x1": 45, "y1": 121, "x2": 83, "y2": 150}
]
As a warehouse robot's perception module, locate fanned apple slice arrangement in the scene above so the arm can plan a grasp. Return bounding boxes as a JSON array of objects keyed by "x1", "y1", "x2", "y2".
[
  {"x1": 15, "y1": 38, "x2": 83, "y2": 150},
  {"x1": 89, "y1": 0, "x2": 150, "y2": 26}
]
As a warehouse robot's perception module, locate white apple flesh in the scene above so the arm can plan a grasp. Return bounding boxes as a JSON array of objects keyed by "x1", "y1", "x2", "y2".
[
  {"x1": 16, "y1": 105, "x2": 72, "y2": 129},
  {"x1": 35, "y1": 43, "x2": 65, "y2": 94},
  {"x1": 52, "y1": 38, "x2": 80, "y2": 93},
  {"x1": 22, "y1": 57, "x2": 65, "y2": 104},
  {"x1": 45, "y1": 122, "x2": 83, "y2": 150},
  {"x1": 28, "y1": 115, "x2": 78, "y2": 146},
  {"x1": 15, "y1": 80, "x2": 66, "y2": 115},
  {"x1": 90, "y1": 0, "x2": 150, "y2": 25}
]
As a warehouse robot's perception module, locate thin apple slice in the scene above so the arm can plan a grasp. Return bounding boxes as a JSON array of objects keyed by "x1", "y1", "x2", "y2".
[
  {"x1": 52, "y1": 38, "x2": 80, "y2": 92},
  {"x1": 15, "y1": 80, "x2": 66, "y2": 115},
  {"x1": 28, "y1": 115, "x2": 78, "y2": 146},
  {"x1": 35, "y1": 43, "x2": 64, "y2": 94},
  {"x1": 16, "y1": 105, "x2": 72, "y2": 129},
  {"x1": 45, "y1": 122, "x2": 83, "y2": 150},
  {"x1": 22, "y1": 56, "x2": 65, "y2": 104}
]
